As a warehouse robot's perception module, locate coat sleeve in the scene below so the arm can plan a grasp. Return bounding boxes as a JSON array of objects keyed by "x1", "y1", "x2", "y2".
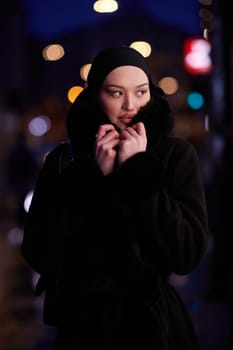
[
  {"x1": 21, "y1": 146, "x2": 64, "y2": 275},
  {"x1": 106, "y1": 138, "x2": 209, "y2": 275},
  {"x1": 21, "y1": 150, "x2": 104, "y2": 275}
]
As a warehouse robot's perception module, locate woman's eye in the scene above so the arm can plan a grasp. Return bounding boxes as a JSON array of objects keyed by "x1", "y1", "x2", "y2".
[
  {"x1": 137, "y1": 90, "x2": 148, "y2": 96},
  {"x1": 111, "y1": 91, "x2": 122, "y2": 96}
]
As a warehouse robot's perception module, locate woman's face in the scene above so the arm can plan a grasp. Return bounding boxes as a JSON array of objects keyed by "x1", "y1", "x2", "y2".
[{"x1": 98, "y1": 66, "x2": 151, "y2": 130}]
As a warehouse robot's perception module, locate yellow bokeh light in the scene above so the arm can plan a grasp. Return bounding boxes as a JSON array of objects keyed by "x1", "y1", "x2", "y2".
[
  {"x1": 158, "y1": 77, "x2": 178, "y2": 95},
  {"x1": 80, "y1": 64, "x2": 92, "y2": 81},
  {"x1": 67, "y1": 86, "x2": 84, "y2": 103},
  {"x1": 130, "y1": 41, "x2": 152, "y2": 57},
  {"x1": 93, "y1": 0, "x2": 118, "y2": 13},
  {"x1": 42, "y1": 44, "x2": 65, "y2": 61}
]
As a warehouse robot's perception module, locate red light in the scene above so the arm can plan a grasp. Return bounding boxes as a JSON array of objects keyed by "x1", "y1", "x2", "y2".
[{"x1": 183, "y1": 37, "x2": 212, "y2": 75}]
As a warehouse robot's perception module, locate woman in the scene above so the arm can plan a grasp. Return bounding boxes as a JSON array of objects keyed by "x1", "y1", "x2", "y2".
[{"x1": 21, "y1": 46, "x2": 209, "y2": 349}]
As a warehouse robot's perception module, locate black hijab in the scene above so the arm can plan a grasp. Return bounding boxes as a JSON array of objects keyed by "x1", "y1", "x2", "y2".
[
  {"x1": 67, "y1": 46, "x2": 173, "y2": 156},
  {"x1": 87, "y1": 46, "x2": 154, "y2": 100}
]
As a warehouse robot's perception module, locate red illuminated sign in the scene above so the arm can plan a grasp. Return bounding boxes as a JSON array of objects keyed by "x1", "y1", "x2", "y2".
[{"x1": 183, "y1": 37, "x2": 212, "y2": 75}]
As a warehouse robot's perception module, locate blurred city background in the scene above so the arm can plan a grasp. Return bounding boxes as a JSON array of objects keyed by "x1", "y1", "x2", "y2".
[{"x1": 0, "y1": 0, "x2": 233, "y2": 349}]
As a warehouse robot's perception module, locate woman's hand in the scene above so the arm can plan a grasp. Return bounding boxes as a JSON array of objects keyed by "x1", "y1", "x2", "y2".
[
  {"x1": 117, "y1": 122, "x2": 147, "y2": 166},
  {"x1": 95, "y1": 124, "x2": 120, "y2": 175}
]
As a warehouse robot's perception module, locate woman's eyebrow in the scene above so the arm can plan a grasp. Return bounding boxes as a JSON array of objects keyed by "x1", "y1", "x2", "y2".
[{"x1": 103, "y1": 83, "x2": 149, "y2": 88}]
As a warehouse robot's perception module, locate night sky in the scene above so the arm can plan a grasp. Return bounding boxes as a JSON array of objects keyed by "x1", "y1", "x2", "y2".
[{"x1": 21, "y1": 0, "x2": 201, "y2": 40}]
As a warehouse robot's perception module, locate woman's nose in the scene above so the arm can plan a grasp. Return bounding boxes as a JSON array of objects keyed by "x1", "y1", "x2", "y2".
[{"x1": 123, "y1": 94, "x2": 134, "y2": 110}]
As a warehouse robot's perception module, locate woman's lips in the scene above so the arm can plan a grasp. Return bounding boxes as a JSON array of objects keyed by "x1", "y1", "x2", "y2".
[
  {"x1": 121, "y1": 118, "x2": 133, "y2": 124},
  {"x1": 120, "y1": 115, "x2": 134, "y2": 124}
]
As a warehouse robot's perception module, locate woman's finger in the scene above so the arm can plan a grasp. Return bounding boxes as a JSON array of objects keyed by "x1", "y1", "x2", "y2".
[
  {"x1": 133, "y1": 122, "x2": 146, "y2": 137},
  {"x1": 96, "y1": 124, "x2": 117, "y2": 139}
]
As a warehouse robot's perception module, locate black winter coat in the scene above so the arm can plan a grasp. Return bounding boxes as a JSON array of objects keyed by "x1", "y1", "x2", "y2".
[{"x1": 21, "y1": 89, "x2": 209, "y2": 349}]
